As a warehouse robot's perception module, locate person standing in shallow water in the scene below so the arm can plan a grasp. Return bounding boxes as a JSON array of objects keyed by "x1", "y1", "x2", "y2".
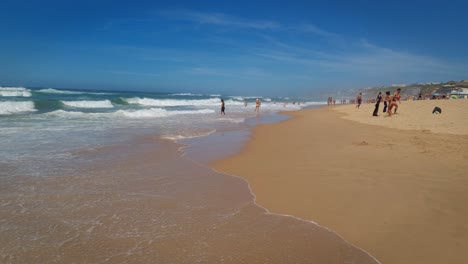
[
  {"x1": 255, "y1": 98, "x2": 261, "y2": 112},
  {"x1": 220, "y1": 99, "x2": 225, "y2": 115},
  {"x1": 372, "y1": 92, "x2": 382, "y2": 116}
]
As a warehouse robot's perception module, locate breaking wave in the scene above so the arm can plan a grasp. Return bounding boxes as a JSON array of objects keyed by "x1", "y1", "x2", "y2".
[
  {"x1": 61, "y1": 100, "x2": 114, "y2": 108},
  {"x1": 0, "y1": 101, "x2": 37, "y2": 115},
  {"x1": 0, "y1": 87, "x2": 32, "y2": 97}
]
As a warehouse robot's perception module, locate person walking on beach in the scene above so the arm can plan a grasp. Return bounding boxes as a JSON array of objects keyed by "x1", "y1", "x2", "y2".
[
  {"x1": 383, "y1": 91, "x2": 390, "y2": 113},
  {"x1": 393, "y1": 88, "x2": 401, "y2": 114},
  {"x1": 356, "y1": 93, "x2": 362, "y2": 108},
  {"x1": 387, "y1": 88, "x2": 401, "y2": 117},
  {"x1": 372, "y1": 92, "x2": 382, "y2": 116},
  {"x1": 255, "y1": 98, "x2": 261, "y2": 112},
  {"x1": 220, "y1": 99, "x2": 225, "y2": 115}
]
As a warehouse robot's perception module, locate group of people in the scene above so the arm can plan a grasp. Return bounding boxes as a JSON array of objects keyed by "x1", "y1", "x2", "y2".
[
  {"x1": 368, "y1": 88, "x2": 401, "y2": 117},
  {"x1": 328, "y1": 97, "x2": 347, "y2": 105},
  {"x1": 220, "y1": 98, "x2": 261, "y2": 115}
]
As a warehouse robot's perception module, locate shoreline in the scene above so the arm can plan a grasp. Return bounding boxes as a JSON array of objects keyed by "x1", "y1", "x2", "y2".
[{"x1": 212, "y1": 100, "x2": 468, "y2": 264}]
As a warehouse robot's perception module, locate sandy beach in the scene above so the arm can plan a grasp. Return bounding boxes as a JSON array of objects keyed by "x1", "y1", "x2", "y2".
[{"x1": 213, "y1": 99, "x2": 468, "y2": 264}]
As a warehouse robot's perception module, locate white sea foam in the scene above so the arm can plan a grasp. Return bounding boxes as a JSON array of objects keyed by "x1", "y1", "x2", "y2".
[
  {"x1": 38, "y1": 88, "x2": 113, "y2": 95},
  {"x1": 38, "y1": 88, "x2": 84, "y2": 94},
  {"x1": 45, "y1": 108, "x2": 216, "y2": 119},
  {"x1": 258, "y1": 101, "x2": 326, "y2": 111},
  {"x1": 0, "y1": 87, "x2": 32, "y2": 97},
  {"x1": 170, "y1": 93, "x2": 203, "y2": 96},
  {"x1": 62, "y1": 100, "x2": 114, "y2": 108},
  {"x1": 231, "y1": 96, "x2": 245, "y2": 101},
  {"x1": 161, "y1": 129, "x2": 217, "y2": 141},
  {"x1": 45, "y1": 110, "x2": 105, "y2": 118},
  {"x1": 116, "y1": 108, "x2": 215, "y2": 118},
  {"x1": 0, "y1": 101, "x2": 37, "y2": 114},
  {"x1": 124, "y1": 97, "x2": 222, "y2": 107},
  {"x1": 218, "y1": 117, "x2": 246, "y2": 123}
]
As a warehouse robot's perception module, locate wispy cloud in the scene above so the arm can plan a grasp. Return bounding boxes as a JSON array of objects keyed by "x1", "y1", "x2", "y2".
[
  {"x1": 97, "y1": 11, "x2": 467, "y2": 90},
  {"x1": 253, "y1": 38, "x2": 465, "y2": 77},
  {"x1": 159, "y1": 10, "x2": 281, "y2": 30},
  {"x1": 297, "y1": 24, "x2": 340, "y2": 38},
  {"x1": 159, "y1": 9, "x2": 340, "y2": 39}
]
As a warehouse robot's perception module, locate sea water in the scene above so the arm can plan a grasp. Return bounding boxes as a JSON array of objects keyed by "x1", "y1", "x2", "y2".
[
  {"x1": 0, "y1": 86, "x2": 324, "y2": 178},
  {"x1": 0, "y1": 86, "x2": 378, "y2": 263}
]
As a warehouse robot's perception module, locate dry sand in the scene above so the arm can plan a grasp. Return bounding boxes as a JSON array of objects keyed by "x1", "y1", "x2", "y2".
[
  {"x1": 213, "y1": 99, "x2": 468, "y2": 264},
  {"x1": 335, "y1": 99, "x2": 468, "y2": 135}
]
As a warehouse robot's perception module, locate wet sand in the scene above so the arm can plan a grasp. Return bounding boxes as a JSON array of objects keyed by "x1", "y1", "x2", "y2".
[
  {"x1": 0, "y1": 136, "x2": 377, "y2": 263},
  {"x1": 213, "y1": 100, "x2": 468, "y2": 264}
]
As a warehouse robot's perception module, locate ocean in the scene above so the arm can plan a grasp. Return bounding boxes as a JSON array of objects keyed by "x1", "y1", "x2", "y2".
[{"x1": 0, "y1": 86, "x2": 378, "y2": 263}]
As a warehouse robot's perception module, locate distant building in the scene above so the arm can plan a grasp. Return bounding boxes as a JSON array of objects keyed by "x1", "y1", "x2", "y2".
[{"x1": 450, "y1": 88, "x2": 468, "y2": 98}]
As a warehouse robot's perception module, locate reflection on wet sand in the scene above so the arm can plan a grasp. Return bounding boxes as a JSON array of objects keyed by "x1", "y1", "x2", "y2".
[{"x1": 0, "y1": 137, "x2": 377, "y2": 263}]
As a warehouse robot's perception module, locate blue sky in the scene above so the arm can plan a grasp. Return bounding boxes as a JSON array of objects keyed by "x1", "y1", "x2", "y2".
[{"x1": 1, "y1": 0, "x2": 467, "y2": 96}]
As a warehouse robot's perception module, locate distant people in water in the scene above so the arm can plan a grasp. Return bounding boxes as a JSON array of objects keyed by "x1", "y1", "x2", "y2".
[
  {"x1": 372, "y1": 92, "x2": 382, "y2": 116},
  {"x1": 244, "y1": 99, "x2": 247, "y2": 107},
  {"x1": 220, "y1": 99, "x2": 225, "y2": 115},
  {"x1": 356, "y1": 93, "x2": 362, "y2": 108},
  {"x1": 255, "y1": 98, "x2": 261, "y2": 112}
]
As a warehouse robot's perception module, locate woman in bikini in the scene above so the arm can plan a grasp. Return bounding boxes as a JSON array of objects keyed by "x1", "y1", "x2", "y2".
[{"x1": 387, "y1": 88, "x2": 401, "y2": 117}]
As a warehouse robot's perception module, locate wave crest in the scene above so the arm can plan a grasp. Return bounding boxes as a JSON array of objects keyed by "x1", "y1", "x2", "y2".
[
  {"x1": 0, "y1": 87, "x2": 32, "y2": 97},
  {"x1": 0, "y1": 101, "x2": 37, "y2": 114},
  {"x1": 62, "y1": 100, "x2": 114, "y2": 108}
]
